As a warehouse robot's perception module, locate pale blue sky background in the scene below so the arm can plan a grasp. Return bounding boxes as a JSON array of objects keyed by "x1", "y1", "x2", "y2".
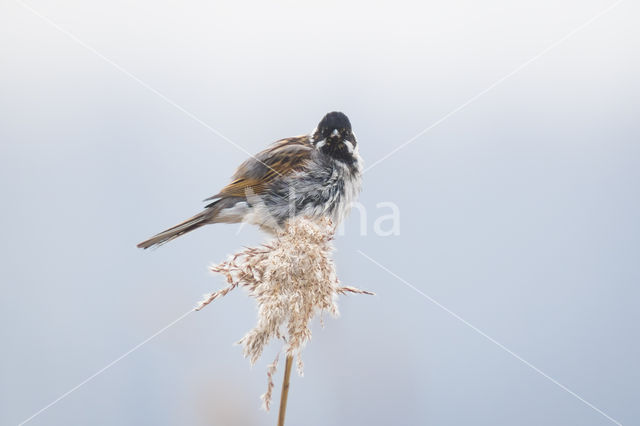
[{"x1": 1, "y1": 0, "x2": 639, "y2": 425}]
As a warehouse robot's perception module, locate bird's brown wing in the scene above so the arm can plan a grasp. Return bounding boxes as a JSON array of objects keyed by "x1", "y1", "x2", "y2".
[
  {"x1": 208, "y1": 136, "x2": 313, "y2": 200},
  {"x1": 139, "y1": 136, "x2": 313, "y2": 248}
]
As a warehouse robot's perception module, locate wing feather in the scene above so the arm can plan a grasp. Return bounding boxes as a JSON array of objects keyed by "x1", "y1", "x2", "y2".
[{"x1": 209, "y1": 136, "x2": 312, "y2": 199}]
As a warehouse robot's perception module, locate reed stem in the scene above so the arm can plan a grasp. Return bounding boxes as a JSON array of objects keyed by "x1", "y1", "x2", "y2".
[{"x1": 277, "y1": 355, "x2": 294, "y2": 426}]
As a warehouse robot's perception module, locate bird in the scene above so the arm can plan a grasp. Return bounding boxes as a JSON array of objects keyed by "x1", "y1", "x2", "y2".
[{"x1": 137, "y1": 111, "x2": 363, "y2": 249}]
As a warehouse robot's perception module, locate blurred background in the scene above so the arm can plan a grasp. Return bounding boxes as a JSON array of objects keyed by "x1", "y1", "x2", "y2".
[{"x1": 1, "y1": 0, "x2": 639, "y2": 425}]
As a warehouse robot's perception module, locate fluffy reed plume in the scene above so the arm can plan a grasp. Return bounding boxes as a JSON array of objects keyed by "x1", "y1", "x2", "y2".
[{"x1": 196, "y1": 216, "x2": 373, "y2": 410}]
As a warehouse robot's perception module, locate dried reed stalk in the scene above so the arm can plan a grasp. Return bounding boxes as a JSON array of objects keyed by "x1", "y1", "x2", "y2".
[
  {"x1": 277, "y1": 355, "x2": 294, "y2": 426},
  {"x1": 196, "y1": 217, "x2": 373, "y2": 412}
]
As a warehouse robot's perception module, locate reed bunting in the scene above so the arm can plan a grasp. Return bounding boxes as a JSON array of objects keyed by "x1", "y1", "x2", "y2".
[{"x1": 137, "y1": 111, "x2": 363, "y2": 249}]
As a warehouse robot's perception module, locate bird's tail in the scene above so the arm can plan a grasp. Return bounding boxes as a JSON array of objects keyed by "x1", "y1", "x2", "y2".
[{"x1": 137, "y1": 210, "x2": 211, "y2": 249}]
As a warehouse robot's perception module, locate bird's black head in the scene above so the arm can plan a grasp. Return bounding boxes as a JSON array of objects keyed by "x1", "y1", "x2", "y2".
[{"x1": 311, "y1": 111, "x2": 357, "y2": 163}]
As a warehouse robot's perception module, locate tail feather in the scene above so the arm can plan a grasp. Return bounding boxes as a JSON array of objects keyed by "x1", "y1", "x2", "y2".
[{"x1": 137, "y1": 210, "x2": 210, "y2": 249}]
